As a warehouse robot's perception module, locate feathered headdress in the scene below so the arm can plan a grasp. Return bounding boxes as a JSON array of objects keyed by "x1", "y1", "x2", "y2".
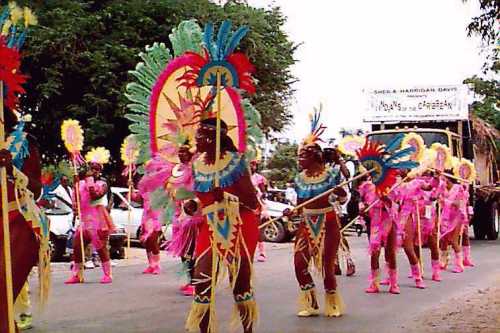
[
  {"x1": 453, "y1": 158, "x2": 476, "y2": 183},
  {"x1": 177, "y1": 20, "x2": 255, "y2": 94},
  {"x1": 401, "y1": 132, "x2": 425, "y2": 163},
  {"x1": 357, "y1": 134, "x2": 419, "y2": 194},
  {"x1": 300, "y1": 103, "x2": 326, "y2": 149},
  {"x1": 85, "y1": 147, "x2": 110, "y2": 165},
  {"x1": 337, "y1": 135, "x2": 365, "y2": 157},
  {"x1": 61, "y1": 119, "x2": 85, "y2": 165},
  {"x1": 0, "y1": 2, "x2": 37, "y2": 110},
  {"x1": 430, "y1": 143, "x2": 452, "y2": 171},
  {"x1": 121, "y1": 134, "x2": 139, "y2": 176}
]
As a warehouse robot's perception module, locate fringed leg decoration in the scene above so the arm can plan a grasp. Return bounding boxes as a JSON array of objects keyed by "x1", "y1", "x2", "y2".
[
  {"x1": 297, "y1": 284, "x2": 319, "y2": 317},
  {"x1": 324, "y1": 289, "x2": 344, "y2": 317},
  {"x1": 388, "y1": 269, "x2": 400, "y2": 294},
  {"x1": 100, "y1": 261, "x2": 112, "y2": 284},
  {"x1": 231, "y1": 293, "x2": 259, "y2": 332},
  {"x1": 365, "y1": 269, "x2": 380, "y2": 293},
  {"x1": 143, "y1": 251, "x2": 154, "y2": 274},
  {"x1": 431, "y1": 260, "x2": 441, "y2": 281},
  {"x1": 150, "y1": 254, "x2": 161, "y2": 275},
  {"x1": 65, "y1": 263, "x2": 83, "y2": 284},
  {"x1": 186, "y1": 296, "x2": 215, "y2": 333},
  {"x1": 463, "y1": 246, "x2": 474, "y2": 267},
  {"x1": 380, "y1": 263, "x2": 390, "y2": 285},
  {"x1": 411, "y1": 264, "x2": 425, "y2": 289},
  {"x1": 452, "y1": 251, "x2": 464, "y2": 273}
]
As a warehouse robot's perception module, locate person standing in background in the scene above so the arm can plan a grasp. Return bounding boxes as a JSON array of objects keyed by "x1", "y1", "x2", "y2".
[
  {"x1": 285, "y1": 182, "x2": 298, "y2": 206},
  {"x1": 250, "y1": 160, "x2": 269, "y2": 262}
]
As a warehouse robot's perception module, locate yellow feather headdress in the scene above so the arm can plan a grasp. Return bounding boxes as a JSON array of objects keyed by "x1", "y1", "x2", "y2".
[
  {"x1": 453, "y1": 158, "x2": 476, "y2": 183},
  {"x1": 85, "y1": 147, "x2": 111, "y2": 165},
  {"x1": 337, "y1": 135, "x2": 365, "y2": 157},
  {"x1": 401, "y1": 132, "x2": 425, "y2": 163},
  {"x1": 430, "y1": 143, "x2": 452, "y2": 171},
  {"x1": 120, "y1": 135, "x2": 139, "y2": 167}
]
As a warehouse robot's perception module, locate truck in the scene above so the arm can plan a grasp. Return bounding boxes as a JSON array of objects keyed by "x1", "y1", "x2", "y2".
[{"x1": 363, "y1": 84, "x2": 499, "y2": 240}]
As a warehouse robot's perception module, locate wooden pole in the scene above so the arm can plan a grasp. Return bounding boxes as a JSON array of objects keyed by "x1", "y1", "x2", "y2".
[
  {"x1": 436, "y1": 201, "x2": 441, "y2": 254},
  {"x1": 0, "y1": 81, "x2": 16, "y2": 333},
  {"x1": 126, "y1": 166, "x2": 132, "y2": 259},
  {"x1": 208, "y1": 70, "x2": 223, "y2": 331},
  {"x1": 259, "y1": 169, "x2": 373, "y2": 230},
  {"x1": 72, "y1": 161, "x2": 85, "y2": 274},
  {"x1": 415, "y1": 200, "x2": 424, "y2": 276}
]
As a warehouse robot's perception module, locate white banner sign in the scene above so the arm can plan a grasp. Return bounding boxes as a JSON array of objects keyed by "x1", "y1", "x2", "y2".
[{"x1": 363, "y1": 85, "x2": 470, "y2": 122}]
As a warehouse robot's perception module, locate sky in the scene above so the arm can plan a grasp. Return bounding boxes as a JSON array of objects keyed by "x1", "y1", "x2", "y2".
[{"x1": 246, "y1": 0, "x2": 485, "y2": 142}]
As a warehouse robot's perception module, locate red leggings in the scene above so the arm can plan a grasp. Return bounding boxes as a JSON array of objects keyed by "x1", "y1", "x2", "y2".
[
  {"x1": 72, "y1": 229, "x2": 110, "y2": 263},
  {"x1": 143, "y1": 231, "x2": 161, "y2": 255}
]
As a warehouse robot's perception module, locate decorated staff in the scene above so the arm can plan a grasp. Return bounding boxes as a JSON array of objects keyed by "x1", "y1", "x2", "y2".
[
  {"x1": 120, "y1": 134, "x2": 139, "y2": 259},
  {"x1": 61, "y1": 119, "x2": 86, "y2": 268},
  {"x1": 1, "y1": 3, "x2": 50, "y2": 332}
]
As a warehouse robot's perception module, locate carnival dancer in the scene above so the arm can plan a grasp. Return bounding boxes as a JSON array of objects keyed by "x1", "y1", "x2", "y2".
[
  {"x1": 250, "y1": 160, "x2": 268, "y2": 262},
  {"x1": 440, "y1": 176, "x2": 468, "y2": 273},
  {"x1": 413, "y1": 170, "x2": 444, "y2": 282},
  {"x1": 0, "y1": 4, "x2": 50, "y2": 331},
  {"x1": 359, "y1": 176, "x2": 400, "y2": 294},
  {"x1": 287, "y1": 108, "x2": 346, "y2": 318},
  {"x1": 136, "y1": 156, "x2": 173, "y2": 275},
  {"x1": 186, "y1": 118, "x2": 260, "y2": 333},
  {"x1": 165, "y1": 144, "x2": 204, "y2": 296},
  {"x1": 461, "y1": 182, "x2": 474, "y2": 267},
  {"x1": 453, "y1": 158, "x2": 476, "y2": 268},
  {"x1": 398, "y1": 174, "x2": 428, "y2": 288},
  {"x1": 65, "y1": 149, "x2": 115, "y2": 284}
]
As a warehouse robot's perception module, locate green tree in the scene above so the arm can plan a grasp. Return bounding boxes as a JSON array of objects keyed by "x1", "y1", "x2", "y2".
[
  {"x1": 9, "y1": 0, "x2": 297, "y2": 163},
  {"x1": 461, "y1": 1, "x2": 499, "y2": 132},
  {"x1": 265, "y1": 142, "x2": 298, "y2": 187},
  {"x1": 462, "y1": 0, "x2": 499, "y2": 72},
  {"x1": 464, "y1": 76, "x2": 500, "y2": 130}
]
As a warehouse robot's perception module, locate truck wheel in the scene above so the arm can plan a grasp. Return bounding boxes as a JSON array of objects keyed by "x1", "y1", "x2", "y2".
[
  {"x1": 472, "y1": 199, "x2": 488, "y2": 240},
  {"x1": 486, "y1": 201, "x2": 499, "y2": 240},
  {"x1": 473, "y1": 224, "x2": 486, "y2": 240},
  {"x1": 263, "y1": 221, "x2": 286, "y2": 243}
]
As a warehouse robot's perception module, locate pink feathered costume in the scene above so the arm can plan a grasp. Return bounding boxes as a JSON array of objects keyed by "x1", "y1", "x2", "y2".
[
  {"x1": 440, "y1": 183, "x2": 467, "y2": 238},
  {"x1": 358, "y1": 181, "x2": 400, "y2": 254},
  {"x1": 77, "y1": 177, "x2": 115, "y2": 250},
  {"x1": 165, "y1": 163, "x2": 204, "y2": 258},
  {"x1": 137, "y1": 157, "x2": 174, "y2": 243},
  {"x1": 399, "y1": 177, "x2": 437, "y2": 245}
]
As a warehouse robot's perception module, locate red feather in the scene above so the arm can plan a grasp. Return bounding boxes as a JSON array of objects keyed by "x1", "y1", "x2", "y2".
[
  {"x1": 226, "y1": 53, "x2": 255, "y2": 94},
  {"x1": 0, "y1": 37, "x2": 27, "y2": 110}
]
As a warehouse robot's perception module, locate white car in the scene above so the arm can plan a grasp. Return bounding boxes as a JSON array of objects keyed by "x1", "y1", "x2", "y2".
[
  {"x1": 260, "y1": 190, "x2": 301, "y2": 243},
  {"x1": 109, "y1": 187, "x2": 172, "y2": 243}
]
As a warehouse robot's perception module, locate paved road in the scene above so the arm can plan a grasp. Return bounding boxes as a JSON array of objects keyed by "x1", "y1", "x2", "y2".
[{"x1": 29, "y1": 235, "x2": 500, "y2": 333}]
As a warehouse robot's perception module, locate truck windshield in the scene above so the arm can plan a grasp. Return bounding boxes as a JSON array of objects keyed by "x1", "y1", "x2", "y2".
[{"x1": 367, "y1": 132, "x2": 449, "y2": 147}]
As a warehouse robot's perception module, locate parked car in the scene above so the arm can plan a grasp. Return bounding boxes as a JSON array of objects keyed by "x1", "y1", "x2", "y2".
[
  {"x1": 260, "y1": 190, "x2": 301, "y2": 243},
  {"x1": 109, "y1": 187, "x2": 172, "y2": 246},
  {"x1": 44, "y1": 208, "x2": 73, "y2": 262},
  {"x1": 43, "y1": 196, "x2": 128, "y2": 261}
]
